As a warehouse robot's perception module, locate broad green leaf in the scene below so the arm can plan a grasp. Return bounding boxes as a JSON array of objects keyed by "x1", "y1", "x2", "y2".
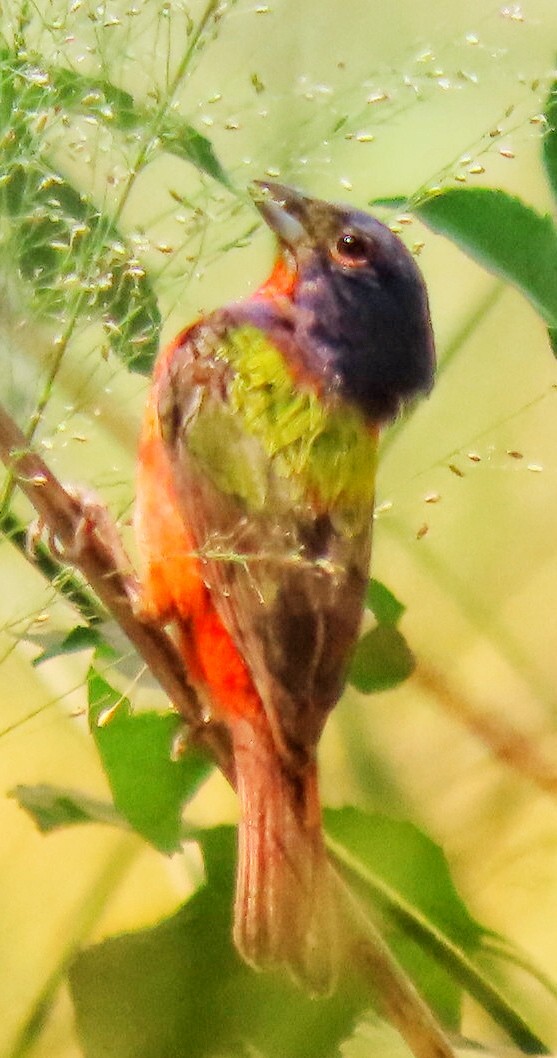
[
  {"x1": 70, "y1": 826, "x2": 364, "y2": 1058},
  {"x1": 325, "y1": 809, "x2": 482, "y2": 945},
  {"x1": 11, "y1": 783, "x2": 124, "y2": 832},
  {"x1": 88, "y1": 670, "x2": 212, "y2": 853},
  {"x1": 325, "y1": 808, "x2": 549, "y2": 1051},
  {"x1": 365, "y1": 579, "x2": 405, "y2": 625},
  {"x1": 543, "y1": 80, "x2": 557, "y2": 206},
  {"x1": 69, "y1": 814, "x2": 551, "y2": 1055},
  {"x1": 349, "y1": 624, "x2": 415, "y2": 693},
  {"x1": 415, "y1": 188, "x2": 557, "y2": 330},
  {"x1": 326, "y1": 808, "x2": 480, "y2": 1026}
]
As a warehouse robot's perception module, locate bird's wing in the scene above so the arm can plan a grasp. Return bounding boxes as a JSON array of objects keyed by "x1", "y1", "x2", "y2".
[{"x1": 155, "y1": 316, "x2": 377, "y2": 765}]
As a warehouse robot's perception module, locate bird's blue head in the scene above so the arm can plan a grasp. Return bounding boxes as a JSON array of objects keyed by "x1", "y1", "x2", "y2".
[{"x1": 251, "y1": 180, "x2": 435, "y2": 423}]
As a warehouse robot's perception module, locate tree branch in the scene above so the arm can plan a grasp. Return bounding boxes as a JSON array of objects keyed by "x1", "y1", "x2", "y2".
[
  {"x1": 0, "y1": 400, "x2": 234, "y2": 783},
  {"x1": 415, "y1": 661, "x2": 557, "y2": 797},
  {"x1": 0, "y1": 508, "x2": 105, "y2": 622}
]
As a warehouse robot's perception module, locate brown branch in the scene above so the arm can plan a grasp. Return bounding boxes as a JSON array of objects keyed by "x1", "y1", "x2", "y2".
[
  {"x1": 0, "y1": 507, "x2": 105, "y2": 621},
  {"x1": 0, "y1": 398, "x2": 457, "y2": 1058},
  {"x1": 415, "y1": 660, "x2": 557, "y2": 797},
  {"x1": 0, "y1": 400, "x2": 234, "y2": 783}
]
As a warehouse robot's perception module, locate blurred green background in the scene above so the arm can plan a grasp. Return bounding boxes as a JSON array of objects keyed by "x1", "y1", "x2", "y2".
[{"x1": 2, "y1": 0, "x2": 557, "y2": 1054}]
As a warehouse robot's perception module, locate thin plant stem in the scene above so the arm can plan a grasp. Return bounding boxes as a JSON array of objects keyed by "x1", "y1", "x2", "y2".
[
  {"x1": 113, "y1": 0, "x2": 232, "y2": 225},
  {"x1": 8, "y1": 834, "x2": 140, "y2": 1058}
]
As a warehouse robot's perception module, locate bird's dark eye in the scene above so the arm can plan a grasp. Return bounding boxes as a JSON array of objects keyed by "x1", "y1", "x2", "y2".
[{"x1": 331, "y1": 232, "x2": 370, "y2": 268}]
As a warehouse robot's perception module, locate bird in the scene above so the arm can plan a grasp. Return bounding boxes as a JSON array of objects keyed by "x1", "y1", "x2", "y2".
[{"x1": 134, "y1": 180, "x2": 435, "y2": 994}]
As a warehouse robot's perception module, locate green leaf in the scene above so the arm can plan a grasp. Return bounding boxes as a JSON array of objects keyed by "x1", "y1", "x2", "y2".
[
  {"x1": 48, "y1": 65, "x2": 231, "y2": 187},
  {"x1": 542, "y1": 80, "x2": 557, "y2": 206},
  {"x1": 349, "y1": 624, "x2": 415, "y2": 693},
  {"x1": 88, "y1": 670, "x2": 212, "y2": 853},
  {"x1": 10, "y1": 783, "x2": 124, "y2": 832},
  {"x1": 0, "y1": 158, "x2": 161, "y2": 373},
  {"x1": 31, "y1": 625, "x2": 113, "y2": 666},
  {"x1": 415, "y1": 188, "x2": 557, "y2": 329},
  {"x1": 0, "y1": 48, "x2": 230, "y2": 188},
  {"x1": 49, "y1": 67, "x2": 140, "y2": 130},
  {"x1": 69, "y1": 814, "x2": 551, "y2": 1055},
  {"x1": 326, "y1": 808, "x2": 481, "y2": 1026},
  {"x1": 365, "y1": 579, "x2": 405, "y2": 625},
  {"x1": 368, "y1": 196, "x2": 409, "y2": 210},
  {"x1": 340, "y1": 1016, "x2": 414, "y2": 1058},
  {"x1": 326, "y1": 809, "x2": 483, "y2": 946},
  {"x1": 325, "y1": 808, "x2": 550, "y2": 1051},
  {"x1": 158, "y1": 114, "x2": 232, "y2": 188},
  {"x1": 70, "y1": 826, "x2": 364, "y2": 1058}
]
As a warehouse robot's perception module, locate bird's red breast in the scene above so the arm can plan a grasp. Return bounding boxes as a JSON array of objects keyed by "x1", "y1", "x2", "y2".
[
  {"x1": 254, "y1": 253, "x2": 297, "y2": 300},
  {"x1": 136, "y1": 325, "x2": 263, "y2": 724}
]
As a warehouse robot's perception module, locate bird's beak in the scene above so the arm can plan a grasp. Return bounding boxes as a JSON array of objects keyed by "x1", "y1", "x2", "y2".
[{"x1": 250, "y1": 180, "x2": 310, "y2": 249}]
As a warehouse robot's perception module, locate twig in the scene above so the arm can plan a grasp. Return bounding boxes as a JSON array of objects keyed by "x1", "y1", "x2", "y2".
[
  {"x1": 0, "y1": 398, "x2": 458, "y2": 1058},
  {"x1": 0, "y1": 400, "x2": 233, "y2": 783},
  {"x1": 332, "y1": 868, "x2": 457, "y2": 1058},
  {"x1": 415, "y1": 661, "x2": 557, "y2": 797}
]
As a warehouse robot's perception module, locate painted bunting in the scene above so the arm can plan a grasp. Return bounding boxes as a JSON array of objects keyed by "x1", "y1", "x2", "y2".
[{"x1": 135, "y1": 181, "x2": 435, "y2": 993}]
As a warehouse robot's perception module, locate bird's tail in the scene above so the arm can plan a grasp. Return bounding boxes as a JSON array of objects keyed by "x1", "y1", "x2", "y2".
[{"x1": 230, "y1": 711, "x2": 338, "y2": 995}]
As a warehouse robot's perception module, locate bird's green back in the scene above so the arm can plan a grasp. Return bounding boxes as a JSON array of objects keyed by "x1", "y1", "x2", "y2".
[{"x1": 187, "y1": 324, "x2": 378, "y2": 531}]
